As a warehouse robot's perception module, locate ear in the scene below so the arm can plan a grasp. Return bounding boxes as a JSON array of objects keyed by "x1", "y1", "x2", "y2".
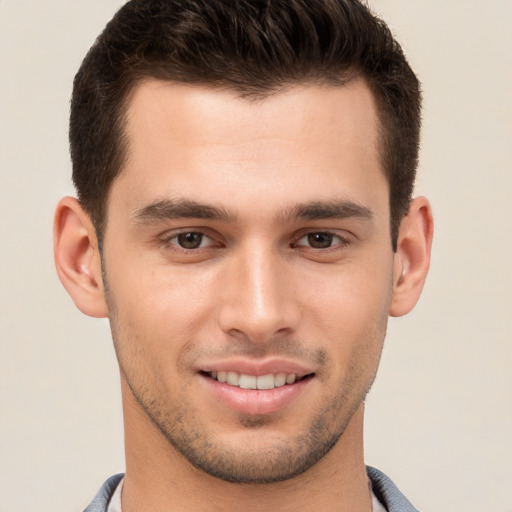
[
  {"x1": 389, "y1": 196, "x2": 434, "y2": 317},
  {"x1": 53, "y1": 197, "x2": 108, "y2": 318}
]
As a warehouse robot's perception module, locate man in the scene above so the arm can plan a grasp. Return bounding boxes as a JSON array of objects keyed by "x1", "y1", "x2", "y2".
[{"x1": 53, "y1": 0, "x2": 433, "y2": 510}]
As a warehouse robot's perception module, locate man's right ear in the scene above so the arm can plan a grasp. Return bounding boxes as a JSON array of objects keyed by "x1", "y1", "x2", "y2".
[{"x1": 53, "y1": 197, "x2": 108, "y2": 318}]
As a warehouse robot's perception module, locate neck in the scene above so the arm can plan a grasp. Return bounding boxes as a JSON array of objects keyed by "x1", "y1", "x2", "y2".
[{"x1": 121, "y1": 382, "x2": 371, "y2": 512}]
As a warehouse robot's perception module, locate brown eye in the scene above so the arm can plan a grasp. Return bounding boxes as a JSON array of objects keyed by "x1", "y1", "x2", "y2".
[
  {"x1": 294, "y1": 231, "x2": 349, "y2": 251},
  {"x1": 176, "y1": 232, "x2": 205, "y2": 249},
  {"x1": 306, "y1": 232, "x2": 334, "y2": 249}
]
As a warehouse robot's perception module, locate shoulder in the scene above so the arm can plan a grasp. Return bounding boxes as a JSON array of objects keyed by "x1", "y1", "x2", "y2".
[
  {"x1": 83, "y1": 469, "x2": 417, "y2": 511},
  {"x1": 366, "y1": 466, "x2": 420, "y2": 512},
  {"x1": 83, "y1": 473, "x2": 125, "y2": 512}
]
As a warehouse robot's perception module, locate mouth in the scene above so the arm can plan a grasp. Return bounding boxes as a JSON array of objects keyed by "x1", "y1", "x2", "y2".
[
  {"x1": 197, "y1": 359, "x2": 317, "y2": 415},
  {"x1": 201, "y1": 370, "x2": 313, "y2": 390}
]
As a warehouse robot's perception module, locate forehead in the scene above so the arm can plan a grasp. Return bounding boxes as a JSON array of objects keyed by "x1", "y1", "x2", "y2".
[
  {"x1": 112, "y1": 78, "x2": 387, "y2": 221},
  {"x1": 124, "y1": 78, "x2": 380, "y2": 154}
]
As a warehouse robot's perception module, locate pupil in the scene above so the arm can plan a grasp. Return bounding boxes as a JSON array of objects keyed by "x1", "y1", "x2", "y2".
[
  {"x1": 308, "y1": 232, "x2": 333, "y2": 249},
  {"x1": 178, "y1": 232, "x2": 202, "y2": 249}
]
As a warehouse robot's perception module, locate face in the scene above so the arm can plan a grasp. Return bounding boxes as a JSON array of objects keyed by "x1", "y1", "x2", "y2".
[{"x1": 102, "y1": 79, "x2": 396, "y2": 483}]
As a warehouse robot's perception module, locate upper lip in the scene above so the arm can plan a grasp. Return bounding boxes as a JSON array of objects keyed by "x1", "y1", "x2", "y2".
[{"x1": 197, "y1": 358, "x2": 315, "y2": 378}]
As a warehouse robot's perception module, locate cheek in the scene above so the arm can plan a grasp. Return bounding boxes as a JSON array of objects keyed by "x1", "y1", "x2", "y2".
[
  {"x1": 109, "y1": 250, "x2": 215, "y2": 325},
  {"x1": 298, "y1": 258, "x2": 393, "y2": 369},
  {"x1": 302, "y1": 256, "x2": 393, "y2": 326},
  {"x1": 105, "y1": 258, "x2": 218, "y2": 373}
]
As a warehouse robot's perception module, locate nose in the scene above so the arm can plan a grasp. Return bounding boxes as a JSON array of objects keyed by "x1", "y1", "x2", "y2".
[{"x1": 217, "y1": 243, "x2": 301, "y2": 343}]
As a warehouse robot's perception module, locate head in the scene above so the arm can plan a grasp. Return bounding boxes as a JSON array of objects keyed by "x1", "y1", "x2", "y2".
[
  {"x1": 56, "y1": 0, "x2": 432, "y2": 488},
  {"x1": 70, "y1": 0, "x2": 421, "y2": 251}
]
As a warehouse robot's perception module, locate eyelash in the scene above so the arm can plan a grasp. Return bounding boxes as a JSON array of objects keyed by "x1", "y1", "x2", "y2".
[
  {"x1": 160, "y1": 230, "x2": 350, "y2": 253},
  {"x1": 292, "y1": 232, "x2": 350, "y2": 251},
  {"x1": 161, "y1": 231, "x2": 218, "y2": 252}
]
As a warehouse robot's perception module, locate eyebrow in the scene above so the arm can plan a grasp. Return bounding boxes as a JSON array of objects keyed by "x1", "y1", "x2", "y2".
[
  {"x1": 133, "y1": 199, "x2": 234, "y2": 223},
  {"x1": 281, "y1": 200, "x2": 374, "y2": 222},
  {"x1": 133, "y1": 198, "x2": 373, "y2": 224}
]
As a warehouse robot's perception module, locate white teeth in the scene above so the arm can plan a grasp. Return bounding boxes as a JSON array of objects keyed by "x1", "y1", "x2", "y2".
[
  {"x1": 209, "y1": 371, "x2": 300, "y2": 389},
  {"x1": 256, "y1": 374, "x2": 275, "y2": 390},
  {"x1": 227, "y1": 371, "x2": 239, "y2": 386},
  {"x1": 274, "y1": 373, "x2": 286, "y2": 387},
  {"x1": 239, "y1": 374, "x2": 257, "y2": 389}
]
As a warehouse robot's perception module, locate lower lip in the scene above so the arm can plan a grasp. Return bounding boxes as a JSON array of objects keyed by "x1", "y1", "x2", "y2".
[{"x1": 200, "y1": 374, "x2": 313, "y2": 415}]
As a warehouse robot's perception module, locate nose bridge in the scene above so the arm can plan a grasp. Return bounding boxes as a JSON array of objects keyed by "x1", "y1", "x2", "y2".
[{"x1": 218, "y1": 239, "x2": 299, "y2": 341}]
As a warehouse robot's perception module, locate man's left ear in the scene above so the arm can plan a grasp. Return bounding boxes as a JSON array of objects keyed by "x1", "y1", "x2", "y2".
[{"x1": 389, "y1": 196, "x2": 434, "y2": 317}]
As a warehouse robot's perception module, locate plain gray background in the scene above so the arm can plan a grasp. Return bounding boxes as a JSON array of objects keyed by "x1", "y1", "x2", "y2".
[{"x1": 1, "y1": 1, "x2": 511, "y2": 510}]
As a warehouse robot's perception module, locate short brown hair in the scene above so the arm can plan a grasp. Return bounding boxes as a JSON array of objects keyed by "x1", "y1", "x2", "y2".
[{"x1": 70, "y1": 0, "x2": 421, "y2": 249}]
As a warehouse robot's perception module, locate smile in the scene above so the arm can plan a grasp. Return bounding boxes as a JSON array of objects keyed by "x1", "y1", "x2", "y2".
[
  {"x1": 207, "y1": 371, "x2": 300, "y2": 390},
  {"x1": 199, "y1": 366, "x2": 315, "y2": 415}
]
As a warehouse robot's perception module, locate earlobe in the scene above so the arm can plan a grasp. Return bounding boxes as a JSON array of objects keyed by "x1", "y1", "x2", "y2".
[
  {"x1": 53, "y1": 197, "x2": 108, "y2": 318},
  {"x1": 389, "y1": 196, "x2": 433, "y2": 317}
]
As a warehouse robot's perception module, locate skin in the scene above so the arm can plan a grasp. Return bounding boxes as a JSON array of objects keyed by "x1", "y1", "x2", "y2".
[{"x1": 54, "y1": 78, "x2": 433, "y2": 511}]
